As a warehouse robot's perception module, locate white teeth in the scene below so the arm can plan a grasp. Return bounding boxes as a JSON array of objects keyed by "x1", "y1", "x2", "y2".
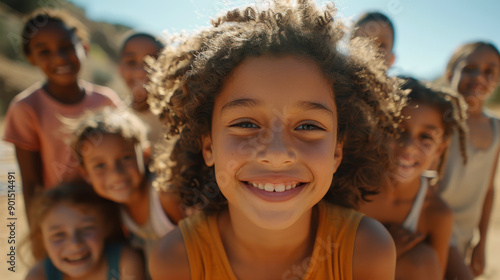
[
  {"x1": 275, "y1": 184, "x2": 286, "y2": 192},
  {"x1": 55, "y1": 65, "x2": 71, "y2": 74},
  {"x1": 66, "y1": 252, "x2": 89, "y2": 262},
  {"x1": 248, "y1": 182, "x2": 299, "y2": 192},
  {"x1": 264, "y1": 183, "x2": 274, "y2": 192}
]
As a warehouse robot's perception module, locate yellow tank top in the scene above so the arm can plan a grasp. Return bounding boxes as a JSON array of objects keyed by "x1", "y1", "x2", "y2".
[{"x1": 179, "y1": 200, "x2": 363, "y2": 280}]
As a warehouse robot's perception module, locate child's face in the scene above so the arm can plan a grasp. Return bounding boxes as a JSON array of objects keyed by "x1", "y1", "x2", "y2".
[
  {"x1": 353, "y1": 20, "x2": 395, "y2": 67},
  {"x1": 27, "y1": 21, "x2": 85, "y2": 87},
  {"x1": 41, "y1": 203, "x2": 106, "y2": 278},
  {"x1": 80, "y1": 133, "x2": 146, "y2": 203},
  {"x1": 449, "y1": 46, "x2": 500, "y2": 104},
  {"x1": 394, "y1": 103, "x2": 446, "y2": 183},
  {"x1": 119, "y1": 37, "x2": 160, "y2": 111},
  {"x1": 202, "y1": 55, "x2": 343, "y2": 230}
]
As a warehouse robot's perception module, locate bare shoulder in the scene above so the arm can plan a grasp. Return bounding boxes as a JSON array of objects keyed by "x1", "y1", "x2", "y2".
[
  {"x1": 158, "y1": 189, "x2": 185, "y2": 224},
  {"x1": 353, "y1": 216, "x2": 396, "y2": 280},
  {"x1": 25, "y1": 261, "x2": 46, "y2": 280},
  {"x1": 149, "y1": 227, "x2": 190, "y2": 280},
  {"x1": 119, "y1": 245, "x2": 146, "y2": 280}
]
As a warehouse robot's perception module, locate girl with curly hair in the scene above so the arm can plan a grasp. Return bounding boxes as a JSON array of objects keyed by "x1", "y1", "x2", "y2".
[
  {"x1": 359, "y1": 77, "x2": 468, "y2": 280},
  {"x1": 148, "y1": 1, "x2": 406, "y2": 279}
]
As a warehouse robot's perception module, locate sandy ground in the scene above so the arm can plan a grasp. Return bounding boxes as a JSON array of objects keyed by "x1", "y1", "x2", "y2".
[{"x1": 0, "y1": 137, "x2": 499, "y2": 279}]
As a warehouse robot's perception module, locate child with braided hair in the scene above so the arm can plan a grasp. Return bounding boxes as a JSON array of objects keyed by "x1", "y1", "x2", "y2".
[
  {"x1": 439, "y1": 41, "x2": 500, "y2": 279},
  {"x1": 148, "y1": 1, "x2": 406, "y2": 279},
  {"x1": 359, "y1": 77, "x2": 468, "y2": 280}
]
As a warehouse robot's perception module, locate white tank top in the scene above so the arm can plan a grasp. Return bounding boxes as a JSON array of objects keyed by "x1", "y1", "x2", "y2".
[{"x1": 439, "y1": 114, "x2": 500, "y2": 255}]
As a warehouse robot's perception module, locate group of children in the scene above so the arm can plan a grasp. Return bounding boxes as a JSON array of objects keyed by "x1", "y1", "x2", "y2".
[{"x1": 2, "y1": 1, "x2": 500, "y2": 279}]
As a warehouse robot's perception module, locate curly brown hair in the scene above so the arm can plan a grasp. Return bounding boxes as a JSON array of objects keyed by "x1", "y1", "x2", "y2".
[
  {"x1": 399, "y1": 76, "x2": 468, "y2": 178},
  {"x1": 148, "y1": 0, "x2": 406, "y2": 213}
]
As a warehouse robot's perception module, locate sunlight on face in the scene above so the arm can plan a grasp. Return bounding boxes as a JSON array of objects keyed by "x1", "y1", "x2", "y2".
[
  {"x1": 450, "y1": 46, "x2": 500, "y2": 111},
  {"x1": 394, "y1": 104, "x2": 445, "y2": 183},
  {"x1": 202, "y1": 55, "x2": 343, "y2": 230},
  {"x1": 81, "y1": 133, "x2": 145, "y2": 204}
]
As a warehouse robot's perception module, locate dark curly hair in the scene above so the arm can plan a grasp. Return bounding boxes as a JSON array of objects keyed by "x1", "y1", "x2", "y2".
[
  {"x1": 399, "y1": 76, "x2": 468, "y2": 178},
  {"x1": 21, "y1": 8, "x2": 89, "y2": 56},
  {"x1": 148, "y1": 0, "x2": 406, "y2": 213}
]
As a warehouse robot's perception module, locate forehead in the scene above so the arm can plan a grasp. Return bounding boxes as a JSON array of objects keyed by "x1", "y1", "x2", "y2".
[
  {"x1": 216, "y1": 55, "x2": 335, "y2": 107},
  {"x1": 31, "y1": 20, "x2": 75, "y2": 41},
  {"x1": 80, "y1": 133, "x2": 137, "y2": 156},
  {"x1": 42, "y1": 203, "x2": 100, "y2": 227},
  {"x1": 463, "y1": 46, "x2": 500, "y2": 66},
  {"x1": 401, "y1": 103, "x2": 444, "y2": 128},
  {"x1": 355, "y1": 21, "x2": 393, "y2": 42},
  {"x1": 122, "y1": 36, "x2": 160, "y2": 56}
]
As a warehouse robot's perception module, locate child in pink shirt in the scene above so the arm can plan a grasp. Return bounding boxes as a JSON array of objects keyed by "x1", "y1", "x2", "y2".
[{"x1": 3, "y1": 8, "x2": 123, "y2": 217}]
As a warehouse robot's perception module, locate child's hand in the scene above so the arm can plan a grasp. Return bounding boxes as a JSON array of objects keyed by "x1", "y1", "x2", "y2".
[
  {"x1": 469, "y1": 243, "x2": 485, "y2": 276},
  {"x1": 384, "y1": 223, "x2": 425, "y2": 258}
]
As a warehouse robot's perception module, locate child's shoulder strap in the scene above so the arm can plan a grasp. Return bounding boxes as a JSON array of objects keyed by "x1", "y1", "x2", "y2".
[
  {"x1": 106, "y1": 243, "x2": 123, "y2": 280},
  {"x1": 43, "y1": 258, "x2": 63, "y2": 280}
]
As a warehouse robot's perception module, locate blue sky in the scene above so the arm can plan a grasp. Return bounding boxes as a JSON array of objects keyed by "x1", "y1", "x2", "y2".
[{"x1": 69, "y1": 0, "x2": 500, "y2": 80}]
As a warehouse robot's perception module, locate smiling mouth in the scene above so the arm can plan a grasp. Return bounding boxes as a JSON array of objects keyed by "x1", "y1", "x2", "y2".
[
  {"x1": 64, "y1": 252, "x2": 91, "y2": 263},
  {"x1": 245, "y1": 181, "x2": 304, "y2": 192},
  {"x1": 54, "y1": 65, "x2": 73, "y2": 75}
]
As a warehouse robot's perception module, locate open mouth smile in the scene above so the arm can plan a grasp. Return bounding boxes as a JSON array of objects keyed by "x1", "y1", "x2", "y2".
[
  {"x1": 245, "y1": 181, "x2": 305, "y2": 192},
  {"x1": 64, "y1": 252, "x2": 91, "y2": 264}
]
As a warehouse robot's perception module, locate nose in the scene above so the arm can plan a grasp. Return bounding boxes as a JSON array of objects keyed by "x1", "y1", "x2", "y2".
[
  {"x1": 113, "y1": 160, "x2": 126, "y2": 174},
  {"x1": 256, "y1": 127, "x2": 296, "y2": 167},
  {"x1": 68, "y1": 231, "x2": 84, "y2": 248}
]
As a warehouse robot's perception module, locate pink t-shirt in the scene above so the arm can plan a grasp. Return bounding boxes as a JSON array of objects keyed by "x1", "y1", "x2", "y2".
[{"x1": 3, "y1": 80, "x2": 124, "y2": 189}]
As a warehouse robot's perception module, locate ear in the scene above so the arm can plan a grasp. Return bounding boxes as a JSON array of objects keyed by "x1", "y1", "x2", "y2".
[
  {"x1": 82, "y1": 42, "x2": 89, "y2": 56},
  {"x1": 388, "y1": 52, "x2": 395, "y2": 68},
  {"x1": 201, "y1": 135, "x2": 214, "y2": 167},
  {"x1": 437, "y1": 138, "x2": 450, "y2": 157},
  {"x1": 332, "y1": 141, "x2": 344, "y2": 173}
]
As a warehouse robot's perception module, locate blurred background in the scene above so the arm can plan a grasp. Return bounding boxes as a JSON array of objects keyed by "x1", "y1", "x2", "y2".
[{"x1": 0, "y1": 0, "x2": 499, "y2": 119}]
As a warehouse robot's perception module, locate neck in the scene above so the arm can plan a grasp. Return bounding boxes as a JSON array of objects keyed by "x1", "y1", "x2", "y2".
[
  {"x1": 220, "y1": 204, "x2": 316, "y2": 265},
  {"x1": 44, "y1": 81, "x2": 84, "y2": 104},
  {"x1": 391, "y1": 177, "x2": 422, "y2": 201}
]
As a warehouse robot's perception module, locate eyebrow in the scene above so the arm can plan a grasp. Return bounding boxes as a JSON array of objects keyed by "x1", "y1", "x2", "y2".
[
  {"x1": 297, "y1": 101, "x2": 334, "y2": 114},
  {"x1": 221, "y1": 98, "x2": 333, "y2": 114},
  {"x1": 33, "y1": 42, "x2": 48, "y2": 49},
  {"x1": 221, "y1": 98, "x2": 262, "y2": 112},
  {"x1": 47, "y1": 217, "x2": 97, "y2": 231}
]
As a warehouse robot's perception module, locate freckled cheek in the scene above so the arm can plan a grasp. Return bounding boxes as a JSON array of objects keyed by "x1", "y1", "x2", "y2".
[{"x1": 298, "y1": 140, "x2": 338, "y2": 165}]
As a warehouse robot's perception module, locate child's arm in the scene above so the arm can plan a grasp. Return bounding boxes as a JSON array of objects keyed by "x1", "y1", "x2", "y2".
[
  {"x1": 24, "y1": 261, "x2": 46, "y2": 280},
  {"x1": 469, "y1": 145, "x2": 499, "y2": 276},
  {"x1": 15, "y1": 147, "x2": 44, "y2": 221},
  {"x1": 353, "y1": 216, "x2": 396, "y2": 280},
  {"x1": 149, "y1": 227, "x2": 190, "y2": 279},
  {"x1": 119, "y1": 246, "x2": 146, "y2": 280},
  {"x1": 159, "y1": 190, "x2": 186, "y2": 224},
  {"x1": 425, "y1": 193, "x2": 453, "y2": 277}
]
